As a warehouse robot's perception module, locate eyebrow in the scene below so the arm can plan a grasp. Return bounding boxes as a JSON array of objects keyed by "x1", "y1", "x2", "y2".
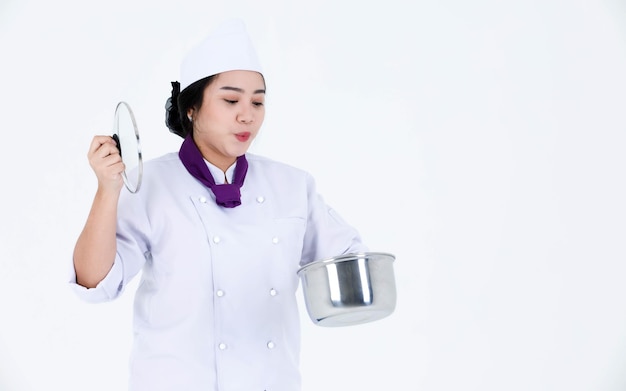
[{"x1": 220, "y1": 86, "x2": 266, "y2": 94}]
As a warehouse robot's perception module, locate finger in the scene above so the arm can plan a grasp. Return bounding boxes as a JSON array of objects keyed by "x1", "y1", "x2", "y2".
[
  {"x1": 88, "y1": 135, "x2": 118, "y2": 156},
  {"x1": 101, "y1": 153, "x2": 124, "y2": 169},
  {"x1": 97, "y1": 143, "x2": 121, "y2": 159},
  {"x1": 102, "y1": 161, "x2": 126, "y2": 178},
  {"x1": 89, "y1": 147, "x2": 122, "y2": 173},
  {"x1": 94, "y1": 157, "x2": 125, "y2": 179},
  {"x1": 90, "y1": 140, "x2": 121, "y2": 161}
]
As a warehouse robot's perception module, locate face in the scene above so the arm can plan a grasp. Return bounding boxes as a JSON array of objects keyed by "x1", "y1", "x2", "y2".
[{"x1": 189, "y1": 70, "x2": 266, "y2": 171}]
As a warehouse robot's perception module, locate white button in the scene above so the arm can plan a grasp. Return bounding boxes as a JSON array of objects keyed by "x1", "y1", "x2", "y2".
[
  {"x1": 213, "y1": 236, "x2": 221, "y2": 244},
  {"x1": 256, "y1": 196, "x2": 265, "y2": 203},
  {"x1": 269, "y1": 288, "x2": 277, "y2": 296},
  {"x1": 267, "y1": 341, "x2": 275, "y2": 349},
  {"x1": 218, "y1": 343, "x2": 227, "y2": 350},
  {"x1": 272, "y1": 237, "x2": 279, "y2": 244},
  {"x1": 216, "y1": 290, "x2": 225, "y2": 297},
  {"x1": 199, "y1": 196, "x2": 207, "y2": 203}
]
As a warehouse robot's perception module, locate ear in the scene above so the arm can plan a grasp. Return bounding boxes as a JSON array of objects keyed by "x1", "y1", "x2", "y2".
[{"x1": 187, "y1": 109, "x2": 194, "y2": 121}]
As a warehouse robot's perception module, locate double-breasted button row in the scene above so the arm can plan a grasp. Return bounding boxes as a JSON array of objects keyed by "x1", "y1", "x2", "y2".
[
  {"x1": 215, "y1": 288, "x2": 278, "y2": 297},
  {"x1": 199, "y1": 195, "x2": 278, "y2": 245},
  {"x1": 217, "y1": 341, "x2": 277, "y2": 350}
]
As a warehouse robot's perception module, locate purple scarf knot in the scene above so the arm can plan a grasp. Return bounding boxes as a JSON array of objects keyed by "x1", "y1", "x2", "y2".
[{"x1": 179, "y1": 135, "x2": 248, "y2": 208}]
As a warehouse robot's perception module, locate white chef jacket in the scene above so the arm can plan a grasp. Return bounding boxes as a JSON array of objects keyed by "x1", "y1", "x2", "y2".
[{"x1": 69, "y1": 152, "x2": 368, "y2": 391}]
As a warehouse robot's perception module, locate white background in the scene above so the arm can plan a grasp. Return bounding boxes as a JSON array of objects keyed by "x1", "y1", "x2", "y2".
[{"x1": 1, "y1": 0, "x2": 626, "y2": 390}]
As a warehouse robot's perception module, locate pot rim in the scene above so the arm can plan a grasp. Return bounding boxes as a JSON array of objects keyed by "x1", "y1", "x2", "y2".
[{"x1": 297, "y1": 251, "x2": 395, "y2": 275}]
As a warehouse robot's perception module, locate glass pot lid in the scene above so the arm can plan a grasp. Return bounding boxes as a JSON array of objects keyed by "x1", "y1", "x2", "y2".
[{"x1": 112, "y1": 101, "x2": 143, "y2": 193}]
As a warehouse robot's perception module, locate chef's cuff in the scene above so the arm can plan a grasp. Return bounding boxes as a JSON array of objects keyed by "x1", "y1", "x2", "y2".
[{"x1": 68, "y1": 258, "x2": 124, "y2": 303}]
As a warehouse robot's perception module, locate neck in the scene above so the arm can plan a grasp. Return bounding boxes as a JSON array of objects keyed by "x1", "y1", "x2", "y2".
[{"x1": 192, "y1": 135, "x2": 237, "y2": 172}]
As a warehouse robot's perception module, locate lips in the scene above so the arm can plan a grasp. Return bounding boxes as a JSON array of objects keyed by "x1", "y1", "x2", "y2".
[{"x1": 235, "y1": 132, "x2": 251, "y2": 142}]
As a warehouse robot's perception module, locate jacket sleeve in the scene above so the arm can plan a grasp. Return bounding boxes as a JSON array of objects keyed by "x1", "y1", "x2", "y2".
[
  {"x1": 68, "y1": 187, "x2": 150, "y2": 303},
  {"x1": 300, "y1": 172, "x2": 369, "y2": 266}
]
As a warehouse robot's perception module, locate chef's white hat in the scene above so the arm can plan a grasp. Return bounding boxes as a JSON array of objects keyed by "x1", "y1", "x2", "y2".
[{"x1": 180, "y1": 18, "x2": 263, "y2": 91}]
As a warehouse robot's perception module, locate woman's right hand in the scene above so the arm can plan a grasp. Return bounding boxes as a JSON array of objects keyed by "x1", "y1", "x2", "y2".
[{"x1": 88, "y1": 135, "x2": 125, "y2": 193}]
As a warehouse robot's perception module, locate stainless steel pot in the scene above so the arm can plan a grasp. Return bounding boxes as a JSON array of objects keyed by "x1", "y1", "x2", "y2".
[{"x1": 298, "y1": 252, "x2": 396, "y2": 327}]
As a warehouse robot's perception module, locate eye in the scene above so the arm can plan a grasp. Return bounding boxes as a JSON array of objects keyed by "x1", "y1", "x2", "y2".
[
  {"x1": 224, "y1": 99, "x2": 238, "y2": 104},
  {"x1": 253, "y1": 101, "x2": 264, "y2": 107}
]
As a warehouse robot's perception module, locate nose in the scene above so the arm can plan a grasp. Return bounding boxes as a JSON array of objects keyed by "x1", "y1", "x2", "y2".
[{"x1": 237, "y1": 105, "x2": 254, "y2": 124}]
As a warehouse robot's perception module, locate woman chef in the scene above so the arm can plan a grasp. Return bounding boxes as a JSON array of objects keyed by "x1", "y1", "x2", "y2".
[{"x1": 70, "y1": 19, "x2": 368, "y2": 391}]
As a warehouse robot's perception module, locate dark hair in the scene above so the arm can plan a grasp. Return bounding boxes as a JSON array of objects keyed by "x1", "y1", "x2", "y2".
[{"x1": 165, "y1": 76, "x2": 217, "y2": 138}]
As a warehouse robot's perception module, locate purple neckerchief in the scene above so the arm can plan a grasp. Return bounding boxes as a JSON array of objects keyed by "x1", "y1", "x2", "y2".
[{"x1": 179, "y1": 135, "x2": 248, "y2": 208}]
